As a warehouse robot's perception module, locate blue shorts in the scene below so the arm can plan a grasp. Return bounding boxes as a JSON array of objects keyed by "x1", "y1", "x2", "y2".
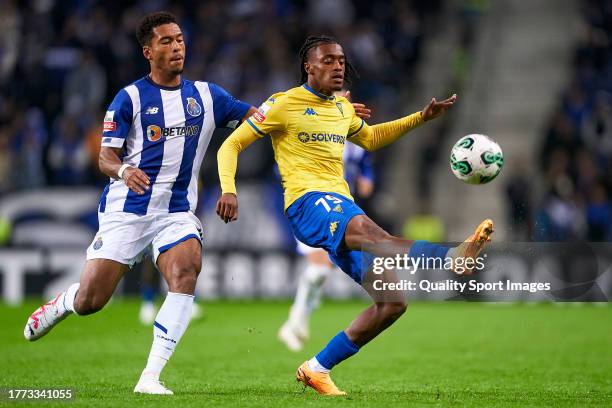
[{"x1": 286, "y1": 192, "x2": 372, "y2": 283}]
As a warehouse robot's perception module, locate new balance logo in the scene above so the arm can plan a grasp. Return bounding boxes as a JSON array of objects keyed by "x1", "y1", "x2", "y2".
[
  {"x1": 303, "y1": 108, "x2": 317, "y2": 116},
  {"x1": 145, "y1": 106, "x2": 159, "y2": 115}
]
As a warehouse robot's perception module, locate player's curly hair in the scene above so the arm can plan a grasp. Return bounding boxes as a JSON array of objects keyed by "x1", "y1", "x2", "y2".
[
  {"x1": 298, "y1": 35, "x2": 359, "y2": 85},
  {"x1": 136, "y1": 11, "x2": 178, "y2": 47}
]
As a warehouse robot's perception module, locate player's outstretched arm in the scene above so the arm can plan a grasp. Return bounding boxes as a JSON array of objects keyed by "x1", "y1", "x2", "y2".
[
  {"x1": 216, "y1": 124, "x2": 260, "y2": 223},
  {"x1": 99, "y1": 146, "x2": 150, "y2": 195},
  {"x1": 420, "y1": 94, "x2": 457, "y2": 121},
  {"x1": 349, "y1": 94, "x2": 457, "y2": 151}
]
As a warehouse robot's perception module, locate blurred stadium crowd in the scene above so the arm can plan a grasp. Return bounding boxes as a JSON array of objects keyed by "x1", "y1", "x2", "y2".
[
  {"x1": 525, "y1": 0, "x2": 611, "y2": 241},
  {"x1": 0, "y1": 0, "x2": 438, "y2": 192},
  {"x1": 0, "y1": 0, "x2": 610, "y2": 243}
]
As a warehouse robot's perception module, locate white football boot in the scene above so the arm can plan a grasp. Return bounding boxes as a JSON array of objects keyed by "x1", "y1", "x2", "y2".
[
  {"x1": 24, "y1": 293, "x2": 71, "y2": 341},
  {"x1": 278, "y1": 321, "x2": 304, "y2": 352},
  {"x1": 134, "y1": 374, "x2": 174, "y2": 395}
]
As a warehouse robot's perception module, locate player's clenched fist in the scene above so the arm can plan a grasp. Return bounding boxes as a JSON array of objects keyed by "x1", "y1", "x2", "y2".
[
  {"x1": 122, "y1": 167, "x2": 150, "y2": 195},
  {"x1": 216, "y1": 193, "x2": 238, "y2": 223}
]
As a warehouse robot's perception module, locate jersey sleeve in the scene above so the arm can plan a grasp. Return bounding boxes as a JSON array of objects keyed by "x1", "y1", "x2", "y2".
[
  {"x1": 347, "y1": 113, "x2": 365, "y2": 139},
  {"x1": 243, "y1": 93, "x2": 287, "y2": 137},
  {"x1": 208, "y1": 83, "x2": 251, "y2": 129},
  {"x1": 101, "y1": 89, "x2": 133, "y2": 148}
]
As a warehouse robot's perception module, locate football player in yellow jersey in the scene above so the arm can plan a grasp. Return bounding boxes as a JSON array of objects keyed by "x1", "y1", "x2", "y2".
[{"x1": 216, "y1": 35, "x2": 494, "y2": 396}]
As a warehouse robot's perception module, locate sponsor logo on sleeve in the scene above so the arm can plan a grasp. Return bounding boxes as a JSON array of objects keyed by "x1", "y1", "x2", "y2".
[
  {"x1": 103, "y1": 111, "x2": 117, "y2": 132},
  {"x1": 252, "y1": 111, "x2": 266, "y2": 123},
  {"x1": 259, "y1": 104, "x2": 271, "y2": 115}
]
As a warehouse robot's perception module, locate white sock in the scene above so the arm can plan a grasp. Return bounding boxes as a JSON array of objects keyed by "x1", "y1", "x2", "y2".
[
  {"x1": 308, "y1": 357, "x2": 330, "y2": 374},
  {"x1": 289, "y1": 264, "x2": 332, "y2": 327},
  {"x1": 141, "y1": 292, "x2": 194, "y2": 380},
  {"x1": 60, "y1": 283, "x2": 80, "y2": 315}
]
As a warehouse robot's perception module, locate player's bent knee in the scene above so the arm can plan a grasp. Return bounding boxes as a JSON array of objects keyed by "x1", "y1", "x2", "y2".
[
  {"x1": 346, "y1": 216, "x2": 392, "y2": 248},
  {"x1": 381, "y1": 301, "x2": 407, "y2": 322}
]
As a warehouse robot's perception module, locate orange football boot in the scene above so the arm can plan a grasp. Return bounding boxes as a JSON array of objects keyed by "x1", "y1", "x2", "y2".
[
  {"x1": 449, "y1": 219, "x2": 494, "y2": 275},
  {"x1": 296, "y1": 361, "x2": 347, "y2": 396}
]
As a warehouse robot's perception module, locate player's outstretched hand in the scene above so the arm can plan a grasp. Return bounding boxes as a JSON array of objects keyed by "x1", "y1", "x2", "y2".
[
  {"x1": 345, "y1": 90, "x2": 371, "y2": 120},
  {"x1": 216, "y1": 193, "x2": 238, "y2": 223},
  {"x1": 420, "y1": 94, "x2": 457, "y2": 121},
  {"x1": 123, "y1": 167, "x2": 150, "y2": 195}
]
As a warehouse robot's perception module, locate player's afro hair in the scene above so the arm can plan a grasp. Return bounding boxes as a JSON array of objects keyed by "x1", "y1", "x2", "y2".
[
  {"x1": 298, "y1": 35, "x2": 359, "y2": 85},
  {"x1": 136, "y1": 11, "x2": 178, "y2": 47}
]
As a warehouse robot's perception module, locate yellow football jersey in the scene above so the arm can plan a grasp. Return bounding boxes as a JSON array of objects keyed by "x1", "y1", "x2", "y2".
[{"x1": 244, "y1": 84, "x2": 365, "y2": 210}]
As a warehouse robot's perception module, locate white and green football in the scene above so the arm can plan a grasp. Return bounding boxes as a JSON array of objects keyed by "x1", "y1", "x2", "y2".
[{"x1": 450, "y1": 134, "x2": 503, "y2": 184}]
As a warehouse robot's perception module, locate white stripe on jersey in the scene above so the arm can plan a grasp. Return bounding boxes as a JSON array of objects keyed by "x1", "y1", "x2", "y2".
[
  {"x1": 147, "y1": 90, "x2": 187, "y2": 211},
  {"x1": 187, "y1": 82, "x2": 216, "y2": 211},
  {"x1": 105, "y1": 84, "x2": 141, "y2": 213}
]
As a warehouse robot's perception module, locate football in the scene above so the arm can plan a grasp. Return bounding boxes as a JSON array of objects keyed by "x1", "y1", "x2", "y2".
[{"x1": 450, "y1": 134, "x2": 504, "y2": 184}]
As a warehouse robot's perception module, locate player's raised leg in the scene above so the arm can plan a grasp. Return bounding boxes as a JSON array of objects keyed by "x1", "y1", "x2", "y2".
[
  {"x1": 24, "y1": 259, "x2": 128, "y2": 341},
  {"x1": 134, "y1": 238, "x2": 201, "y2": 395},
  {"x1": 298, "y1": 215, "x2": 493, "y2": 395}
]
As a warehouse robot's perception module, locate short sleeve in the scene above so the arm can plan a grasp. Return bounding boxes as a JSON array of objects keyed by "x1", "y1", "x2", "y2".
[
  {"x1": 244, "y1": 94, "x2": 287, "y2": 138},
  {"x1": 101, "y1": 89, "x2": 133, "y2": 148},
  {"x1": 208, "y1": 83, "x2": 251, "y2": 129}
]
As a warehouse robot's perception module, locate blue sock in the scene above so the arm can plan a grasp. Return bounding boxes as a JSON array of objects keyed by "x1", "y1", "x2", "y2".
[
  {"x1": 408, "y1": 240, "x2": 449, "y2": 263},
  {"x1": 141, "y1": 286, "x2": 155, "y2": 302},
  {"x1": 315, "y1": 331, "x2": 360, "y2": 370}
]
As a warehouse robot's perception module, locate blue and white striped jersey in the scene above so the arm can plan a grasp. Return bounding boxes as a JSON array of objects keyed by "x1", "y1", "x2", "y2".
[{"x1": 99, "y1": 76, "x2": 249, "y2": 215}]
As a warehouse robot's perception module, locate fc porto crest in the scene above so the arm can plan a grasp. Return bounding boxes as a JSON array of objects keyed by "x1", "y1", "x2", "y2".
[
  {"x1": 93, "y1": 236, "x2": 103, "y2": 250},
  {"x1": 186, "y1": 97, "x2": 202, "y2": 117}
]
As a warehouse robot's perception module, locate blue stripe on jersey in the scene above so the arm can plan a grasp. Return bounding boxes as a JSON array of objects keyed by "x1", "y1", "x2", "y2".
[
  {"x1": 99, "y1": 182, "x2": 111, "y2": 212},
  {"x1": 104, "y1": 89, "x2": 133, "y2": 140},
  {"x1": 246, "y1": 118, "x2": 266, "y2": 136},
  {"x1": 347, "y1": 119, "x2": 365, "y2": 137},
  {"x1": 168, "y1": 81, "x2": 206, "y2": 212},
  {"x1": 123, "y1": 81, "x2": 166, "y2": 215},
  {"x1": 208, "y1": 82, "x2": 250, "y2": 128}
]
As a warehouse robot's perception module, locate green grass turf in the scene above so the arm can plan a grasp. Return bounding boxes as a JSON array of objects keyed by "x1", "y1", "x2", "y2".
[{"x1": 1, "y1": 300, "x2": 610, "y2": 407}]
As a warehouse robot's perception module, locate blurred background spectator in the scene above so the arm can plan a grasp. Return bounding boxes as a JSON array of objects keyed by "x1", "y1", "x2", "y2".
[
  {"x1": 0, "y1": 0, "x2": 610, "y2": 244},
  {"x1": 0, "y1": 0, "x2": 436, "y2": 192},
  {"x1": 534, "y1": 0, "x2": 612, "y2": 241}
]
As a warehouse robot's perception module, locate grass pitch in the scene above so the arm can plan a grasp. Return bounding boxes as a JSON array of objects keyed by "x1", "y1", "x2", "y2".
[{"x1": 1, "y1": 300, "x2": 610, "y2": 407}]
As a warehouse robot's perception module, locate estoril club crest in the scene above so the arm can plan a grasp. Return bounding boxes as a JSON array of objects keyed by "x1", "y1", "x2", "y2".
[{"x1": 186, "y1": 97, "x2": 202, "y2": 117}]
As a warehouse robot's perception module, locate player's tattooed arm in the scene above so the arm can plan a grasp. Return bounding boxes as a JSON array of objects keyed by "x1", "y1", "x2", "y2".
[{"x1": 99, "y1": 147, "x2": 150, "y2": 195}]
